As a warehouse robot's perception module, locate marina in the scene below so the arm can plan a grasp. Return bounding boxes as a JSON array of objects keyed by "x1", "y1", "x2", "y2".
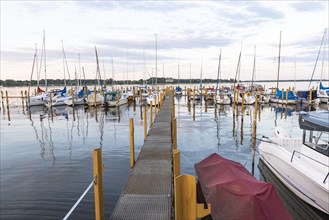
[{"x1": 0, "y1": 84, "x2": 328, "y2": 219}]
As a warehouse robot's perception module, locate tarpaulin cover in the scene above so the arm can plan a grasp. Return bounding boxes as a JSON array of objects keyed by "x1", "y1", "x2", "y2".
[{"x1": 195, "y1": 153, "x2": 293, "y2": 220}]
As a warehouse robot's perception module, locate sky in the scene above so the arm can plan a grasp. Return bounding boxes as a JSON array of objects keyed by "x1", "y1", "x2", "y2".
[{"x1": 1, "y1": 1, "x2": 328, "y2": 82}]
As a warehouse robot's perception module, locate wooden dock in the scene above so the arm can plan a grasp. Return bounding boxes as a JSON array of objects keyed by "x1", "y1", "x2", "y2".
[{"x1": 110, "y1": 93, "x2": 173, "y2": 220}]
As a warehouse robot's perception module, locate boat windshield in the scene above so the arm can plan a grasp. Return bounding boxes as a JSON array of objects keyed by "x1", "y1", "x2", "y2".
[{"x1": 303, "y1": 130, "x2": 329, "y2": 156}]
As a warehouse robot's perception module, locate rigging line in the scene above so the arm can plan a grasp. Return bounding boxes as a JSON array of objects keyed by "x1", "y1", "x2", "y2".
[
  {"x1": 62, "y1": 179, "x2": 94, "y2": 220},
  {"x1": 181, "y1": 151, "x2": 195, "y2": 167},
  {"x1": 309, "y1": 28, "x2": 327, "y2": 88}
]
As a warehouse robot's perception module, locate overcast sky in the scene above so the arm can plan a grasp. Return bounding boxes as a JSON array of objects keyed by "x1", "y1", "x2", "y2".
[{"x1": 1, "y1": 1, "x2": 328, "y2": 82}]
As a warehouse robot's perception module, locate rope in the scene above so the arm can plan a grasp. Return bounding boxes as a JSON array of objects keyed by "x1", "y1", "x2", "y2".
[{"x1": 63, "y1": 179, "x2": 94, "y2": 220}]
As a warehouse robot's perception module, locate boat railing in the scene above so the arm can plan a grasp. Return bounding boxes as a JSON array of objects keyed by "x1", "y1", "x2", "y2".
[{"x1": 291, "y1": 150, "x2": 329, "y2": 184}]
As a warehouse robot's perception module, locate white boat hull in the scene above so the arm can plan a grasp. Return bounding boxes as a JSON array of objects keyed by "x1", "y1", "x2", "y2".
[
  {"x1": 216, "y1": 94, "x2": 231, "y2": 105},
  {"x1": 259, "y1": 135, "x2": 329, "y2": 214},
  {"x1": 28, "y1": 94, "x2": 48, "y2": 106},
  {"x1": 87, "y1": 93, "x2": 104, "y2": 106}
]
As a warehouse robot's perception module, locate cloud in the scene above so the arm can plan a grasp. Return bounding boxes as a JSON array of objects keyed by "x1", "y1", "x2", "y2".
[{"x1": 291, "y1": 1, "x2": 327, "y2": 12}]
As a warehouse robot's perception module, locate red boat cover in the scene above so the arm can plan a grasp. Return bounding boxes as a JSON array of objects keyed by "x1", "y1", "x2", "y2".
[{"x1": 195, "y1": 153, "x2": 293, "y2": 220}]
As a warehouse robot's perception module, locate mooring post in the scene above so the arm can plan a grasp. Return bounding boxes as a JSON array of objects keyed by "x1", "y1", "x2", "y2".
[
  {"x1": 173, "y1": 118, "x2": 177, "y2": 150},
  {"x1": 252, "y1": 95, "x2": 258, "y2": 141},
  {"x1": 5, "y1": 90, "x2": 10, "y2": 122},
  {"x1": 49, "y1": 93, "x2": 53, "y2": 108},
  {"x1": 171, "y1": 89, "x2": 175, "y2": 120},
  {"x1": 285, "y1": 88, "x2": 289, "y2": 105},
  {"x1": 21, "y1": 90, "x2": 25, "y2": 109},
  {"x1": 309, "y1": 87, "x2": 313, "y2": 104},
  {"x1": 93, "y1": 148, "x2": 104, "y2": 220},
  {"x1": 94, "y1": 89, "x2": 97, "y2": 107},
  {"x1": 241, "y1": 93, "x2": 245, "y2": 112},
  {"x1": 150, "y1": 101, "x2": 153, "y2": 128},
  {"x1": 143, "y1": 105, "x2": 147, "y2": 140},
  {"x1": 1, "y1": 91, "x2": 5, "y2": 112},
  {"x1": 281, "y1": 88, "x2": 284, "y2": 104},
  {"x1": 5, "y1": 90, "x2": 9, "y2": 110},
  {"x1": 129, "y1": 118, "x2": 135, "y2": 168},
  {"x1": 175, "y1": 174, "x2": 211, "y2": 220},
  {"x1": 72, "y1": 91, "x2": 75, "y2": 108},
  {"x1": 139, "y1": 87, "x2": 142, "y2": 105}
]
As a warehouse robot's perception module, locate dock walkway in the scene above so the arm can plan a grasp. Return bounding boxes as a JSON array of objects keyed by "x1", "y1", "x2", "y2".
[{"x1": 110, "y1": 93, "x2": 173, "y2": 220}]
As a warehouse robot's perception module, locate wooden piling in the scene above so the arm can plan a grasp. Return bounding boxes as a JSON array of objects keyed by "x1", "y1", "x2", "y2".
[
  {"x1": 309, "y1": 87, "x2": 313, "y2": 103},
  {"x1": 129, "y1": 118, "x2": 135, "y2": 168},
  {"x1": 285, "y1": 88, "x2": 288, "y2": 104},
  {"x1": 72, "y1": 91, "x2": 75, "y2": 108},
  {"x1": 281, "y1": 88, "x2": 284, "y2": 104},
  {"x1": 21, "y1": 90, "x2": 25, "y2": 108},
  {"x1": 93, "y1": 148, "x2": 104, "y2": 220},
  {"x1": 241, "y1": 93, "x2": 245, "y2": 111},
  {"x1": 143, "y1": 105, "x2": 147, "y2": 140},
  {"x1": 1, "y1": 91, "x2": 5, "y2": 111},
  {"x1": 150, "y1": 101, "x2": 153, "y2": 128},
  {"x1": 173, "y1": 118, "x2": 177, "y2": 150}
]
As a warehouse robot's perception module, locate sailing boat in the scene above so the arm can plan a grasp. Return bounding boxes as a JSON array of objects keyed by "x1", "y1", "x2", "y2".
[
  {"x1": 235, "y1": 43, "x2": 255, "y2": 105},
  {"x1": 189, "y1": 59, "x2": 202, "y2": 101},
  {"x1": 104, "y1": 58, "x2": 128, "y2": 107},
  {"x1": 87, "y1": 47, "x2": 104, "y2": 106},
  {"x1": 316, "y1": 28, "x2": 329, "y2": 103},
  {"x1": 215, "y1": 50, "x2": 231, "y2": 105},
  {"x1": 29, "y1": 30, "x2": 49, "y2": 106},
  {"x1": 270, "y1": 31, "x2": 298, "y2": 105},
  {"x1": 175, "y1": 60, "x2": 182, "y2": 96}
]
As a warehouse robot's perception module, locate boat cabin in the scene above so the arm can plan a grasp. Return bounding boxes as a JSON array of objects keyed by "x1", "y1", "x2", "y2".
[{"x1": 299, "y1": 111, "x2": 329, "y2": 157}]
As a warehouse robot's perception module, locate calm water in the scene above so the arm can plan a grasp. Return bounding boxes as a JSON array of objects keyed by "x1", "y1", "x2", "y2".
[{"x1": 0, "y1": 85, "x2": 328, "y2": 219}]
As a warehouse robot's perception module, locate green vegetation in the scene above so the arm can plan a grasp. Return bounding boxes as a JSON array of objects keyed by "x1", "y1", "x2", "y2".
[{"x1": 0, "y1": 78, "x2": 327, "y2": 87}]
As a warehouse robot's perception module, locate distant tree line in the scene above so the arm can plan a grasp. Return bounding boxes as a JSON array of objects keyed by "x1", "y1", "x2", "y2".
[{"x1": 0, "y1": 78, "x2": 327, "y2": 87}]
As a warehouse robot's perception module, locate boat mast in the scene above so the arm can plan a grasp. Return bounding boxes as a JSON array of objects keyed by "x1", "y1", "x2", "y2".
[
  {"x1": 35, "y1": 43, "x2": 39, "y2": 88},
  {"x1": 111, "y1": 57, "x2": 114, "y2": 89},
  {"x1": 294, "y1": 55, "x2": 296, "y2": 89},
  {"x1": 155, "y1": 34, "x2": 157, "y2": 88},
  {"x1": 233, "y1": 42, "x2": 242, "y2": 90},
  {"x1": 309, "y1": 28, "x2": 327, "y2": 87},
  {"x1": 178, "y1": 59, "x2": 180, "y2": 85},
  {"x1": 216, "y1": 49, "x2": 222, "y2": 91},
  {"x1": 251, "y1": 46, "x2": 256, "y2": 88},
  {"x1": 43, "y1": 30, "x2": 47, "y2": 93},
  {"x1": 143, "y1": 50, "x2": 146, "y2": 85},
  {"x1": 276, "y1": 31, "x2": 282, "y2": 89}
]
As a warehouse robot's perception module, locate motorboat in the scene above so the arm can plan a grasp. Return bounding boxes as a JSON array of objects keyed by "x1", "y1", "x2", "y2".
[{"x1": 258, "y1": 111, "x2": 329, "y2": 215}]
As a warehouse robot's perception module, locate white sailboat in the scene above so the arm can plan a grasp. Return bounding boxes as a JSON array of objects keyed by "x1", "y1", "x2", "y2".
[
  {"x1": 87, "y1": 47, "x2": 104, "y2": 106},
  {"x1": 215, "y1": 50, "x2": 231, "y2": 105},
  {"x1": 29, "y1": 31, "x2": 49, "y2": 106}
]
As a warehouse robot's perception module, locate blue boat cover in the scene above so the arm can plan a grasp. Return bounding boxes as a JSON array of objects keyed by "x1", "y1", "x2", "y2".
[
  {"x1": 275, "y1": 88, "x2": 297, "y2": 100},
  {"x1": 319, "y1": 82, "x2": 329, "y2": 90}
]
